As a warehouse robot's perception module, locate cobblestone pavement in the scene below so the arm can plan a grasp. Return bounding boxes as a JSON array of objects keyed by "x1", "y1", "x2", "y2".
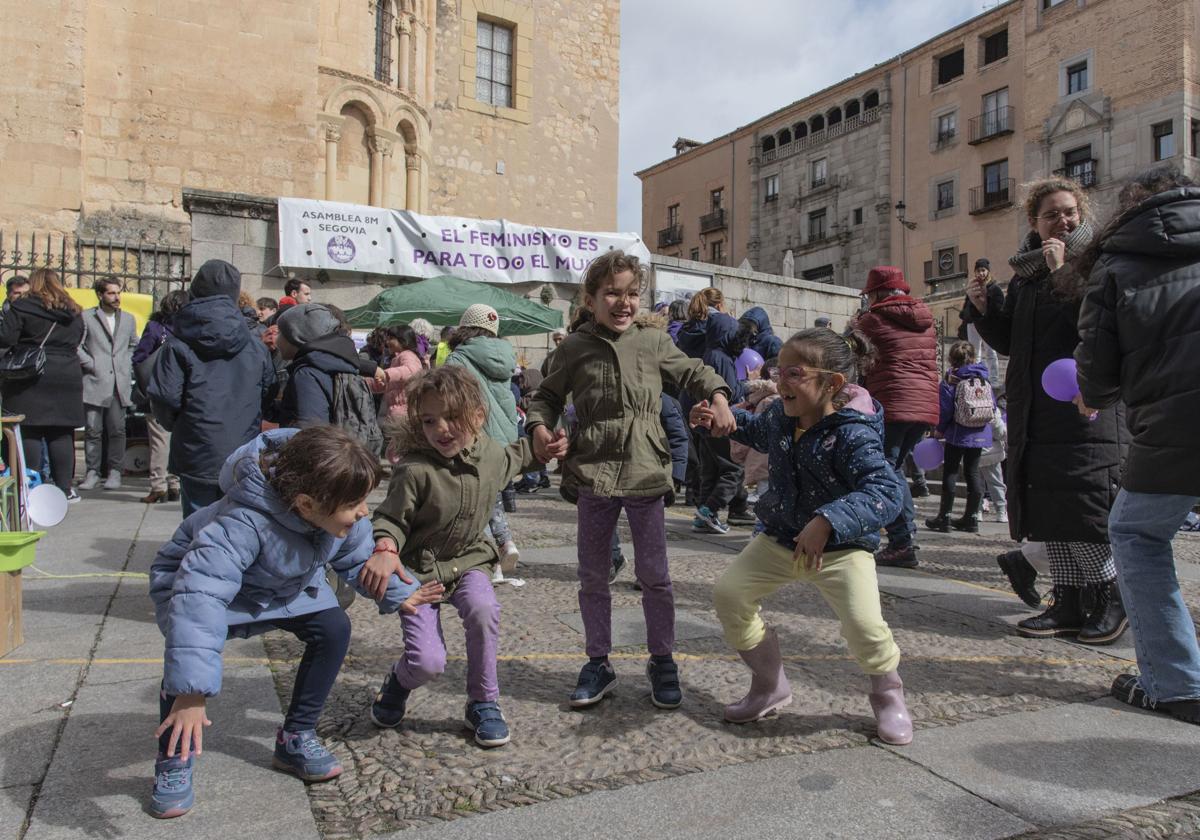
[
  {"x1": 260, "y1": 487, "x2": 1200, "y2": 838},
  {"x1": 1008, "y1": 791, "x2": 1200, "y2": 839}
]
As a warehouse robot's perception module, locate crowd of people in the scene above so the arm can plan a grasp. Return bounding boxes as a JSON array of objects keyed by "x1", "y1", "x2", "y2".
[{"x1": 1, "y1": 166, "x2": 1197, "y2": 821}]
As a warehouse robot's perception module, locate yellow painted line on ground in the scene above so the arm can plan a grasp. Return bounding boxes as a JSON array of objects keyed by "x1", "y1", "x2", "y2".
[{"x1": 0, "y1": 652, "x2": 1106, "y2": 668}]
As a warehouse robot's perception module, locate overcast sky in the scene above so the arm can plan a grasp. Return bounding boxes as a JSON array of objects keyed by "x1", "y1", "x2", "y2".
[{"x1": 616, "y1": 0, "x2": 996, "y2": 232}]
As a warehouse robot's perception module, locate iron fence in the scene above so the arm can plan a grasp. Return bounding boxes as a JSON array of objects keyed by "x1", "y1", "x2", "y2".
[{"x1": 0, "y1": 231, "x2": 190, "y2": 301}]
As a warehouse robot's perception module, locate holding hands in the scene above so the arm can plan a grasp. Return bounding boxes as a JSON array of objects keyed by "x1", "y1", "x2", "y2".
[
  {"x1": 688, "y1": 393, "x2": 737, "y2": 436},
  {"x1": 531, "y1": 426, "x2": 569, "y2": 463},
  {"x1": 360, "y1": 539, "x2": 415, "y2": 600}
]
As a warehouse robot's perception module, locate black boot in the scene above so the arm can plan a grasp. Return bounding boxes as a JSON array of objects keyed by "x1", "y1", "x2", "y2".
[
  {"x1": 997, "y1": 550, "x2": 1041, "y2": 608},
  {"x1": 1016, "y1": 585, "x2": 1086, "y2": 638},
  {"x1": 1077, "y1": 581, "x2": 1129, "y2": 645},
  {"x1": 950, "y1": 514, "x2": 980, "y2": 533}
]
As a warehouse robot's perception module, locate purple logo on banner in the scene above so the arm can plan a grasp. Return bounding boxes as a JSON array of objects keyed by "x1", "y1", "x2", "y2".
[{"x1": 327, "y1": 235, "x2": 356, "y2": 264}]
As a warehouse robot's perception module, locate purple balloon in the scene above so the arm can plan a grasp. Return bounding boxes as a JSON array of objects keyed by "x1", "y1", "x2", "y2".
[
  {"x1": 1041, "y1": 358, "x2": 1080, "y2": 402},
  {"x1": 736, "y1": 347, "x2": 765, "y2": 381},
  {"x1": 912, "y1": 438, "x2": 944, "y2": 471}
]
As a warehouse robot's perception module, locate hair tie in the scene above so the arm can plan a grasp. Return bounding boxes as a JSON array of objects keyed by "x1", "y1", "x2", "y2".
[{"x1": 843, "y1": 336, "x2": 854, "y2": 351}]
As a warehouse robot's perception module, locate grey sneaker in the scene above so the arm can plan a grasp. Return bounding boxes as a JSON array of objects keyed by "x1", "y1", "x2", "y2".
[
  {"x1": 103, "y1": 469, "x2": 122, "y2": 490},
  {"x1": 78, "y1": 471, "x2": 101, "y2": 491}
]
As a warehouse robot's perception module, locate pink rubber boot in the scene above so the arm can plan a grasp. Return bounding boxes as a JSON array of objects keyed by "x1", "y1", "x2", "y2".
[
  {"x1": 869, "y1": 671, "x2": 913, "y2": 745},
  {"x1": 724, "y1": 628, "x2": 793, "y2": 723}
]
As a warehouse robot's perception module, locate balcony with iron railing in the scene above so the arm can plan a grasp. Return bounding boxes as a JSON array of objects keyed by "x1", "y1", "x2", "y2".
[
  {"x1": 657, "y1": 224, "x2": 683, "y2": 248},
  {"x1": 1054, "y1": 159, "x2": 1098, "y2": 188},
  {"x1": 968, "y1": 106, "x2": 1014, "y2": 145},
  {"x1": 699, "y1": 209, "x2": 727, "y2": 234},
  {"x1": 760, "y1": 106, "x2": 884, "y2": 164},
  {"x1": 969, "y1": 178, "x2": 1015, "y2": 214}
]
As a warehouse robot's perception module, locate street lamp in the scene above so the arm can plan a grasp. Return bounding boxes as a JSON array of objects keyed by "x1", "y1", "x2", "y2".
[{"x1": 894, "y1": 200, "x2": 917, "y2": 231}]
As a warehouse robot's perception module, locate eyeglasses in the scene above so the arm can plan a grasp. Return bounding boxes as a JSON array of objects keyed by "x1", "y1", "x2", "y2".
[
  {"x1": 775, "y1": 365, "x2": 837, "y2": 383},
  {"x1": 1038, "y1": 206, "x2": 1080, "y2": 223}
]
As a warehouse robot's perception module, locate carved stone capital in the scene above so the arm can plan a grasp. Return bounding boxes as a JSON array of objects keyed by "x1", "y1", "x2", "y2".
[{"x1": 324, "y1": 124, "x2": 342, "y2": 143}]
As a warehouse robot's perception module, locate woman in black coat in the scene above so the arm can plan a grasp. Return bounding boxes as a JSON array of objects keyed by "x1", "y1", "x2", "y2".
[
  {"x1": 0, "y1": 268, "x2": 86, "y2": 498},
  {"x1": 964, "y1": 177, "x2": 1128, "y2": 645}
]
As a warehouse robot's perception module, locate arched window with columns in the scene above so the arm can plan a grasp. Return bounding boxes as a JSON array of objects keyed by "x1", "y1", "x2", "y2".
[
  {"x1": 845, "y1": 99, "x2": 860, "y2": 119},
  {"x1": 778, "y1": 128, "x2": 792, "y2": 146},
  {"x1": 810, "y1": 114, "x2": 825, "y2": 133}
]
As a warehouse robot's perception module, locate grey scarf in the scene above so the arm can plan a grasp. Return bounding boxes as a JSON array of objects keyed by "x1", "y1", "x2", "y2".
[{"x1": 1007, "y1": 219, "x2": 1095, "y2": 299}]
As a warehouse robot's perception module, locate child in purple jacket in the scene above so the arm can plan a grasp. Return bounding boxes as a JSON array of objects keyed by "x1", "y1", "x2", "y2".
[{"x1": 926, "y1": 341, "x2": 994, "y2": 534}]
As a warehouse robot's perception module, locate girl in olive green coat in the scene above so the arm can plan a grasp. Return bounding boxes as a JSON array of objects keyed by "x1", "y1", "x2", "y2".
[{"x1": 528, "y1": 251, "x2": 735, "y2": 710}]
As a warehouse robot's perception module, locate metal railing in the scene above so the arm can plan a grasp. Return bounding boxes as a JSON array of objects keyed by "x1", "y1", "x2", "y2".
[
  {"x1": 657, "y1": 224, "x2": 683, "y2": 248},
  {"x1": 0, "y1": 231, "x2": 191, "y2": 298},
  {"x1": 968, "y1": 106, "x2": 1014, "y2": 144},
  {"x1": 1054, "y1": 159, "x2": 1099, "y2": 188},
  {"x1": 699, "y1": 209, "x2": 726, "y2": 234},
  {"x1": 969, "y1": 179, "x2": 1015, "y2": 214}
]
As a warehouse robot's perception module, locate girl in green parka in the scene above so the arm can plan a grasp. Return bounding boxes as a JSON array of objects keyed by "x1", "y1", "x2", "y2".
[
  {"x1": 444, "y1": 304, "x2": 522, "y2": 575},
  {"x1": 527, "y1": 250, "x2": 736, "y2": 710}
]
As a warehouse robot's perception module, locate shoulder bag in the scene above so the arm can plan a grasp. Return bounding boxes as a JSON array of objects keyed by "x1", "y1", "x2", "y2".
[{"x1": 0, "y1": 323, "x2": 56, "y2": 382}]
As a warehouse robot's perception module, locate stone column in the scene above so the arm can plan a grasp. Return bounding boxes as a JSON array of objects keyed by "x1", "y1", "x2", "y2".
[
  {"x1": 406, "y1": 154, "x2": 421, "y2": 212},
  {"x1": 398, "y1": 16, "x2": 412, "y2": 93},
  {"x1": 323, "y1": 124, "x2": 341, "y2": 201},
  {"x1": 368, "y1": 135, "x2": 383, "y2": 207},
  {"x1": 376, "y1": 137, "x2": 394, "y2": 207}
]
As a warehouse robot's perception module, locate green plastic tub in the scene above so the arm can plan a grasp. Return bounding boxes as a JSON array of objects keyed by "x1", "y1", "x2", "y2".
[{"x1": 0, "y1": 531, "x2": 45, "y2": 572}]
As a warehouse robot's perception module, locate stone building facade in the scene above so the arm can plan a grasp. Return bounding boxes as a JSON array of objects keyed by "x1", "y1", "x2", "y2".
[
  {"x1": 0, "y1": 0, "x2": 619, "y2": 253},
  {"x1": 639, "y1": 0, "x2": 1200, "y2": 353}
]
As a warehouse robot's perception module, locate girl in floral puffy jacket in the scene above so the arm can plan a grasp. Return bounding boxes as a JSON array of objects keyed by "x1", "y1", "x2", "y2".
[{"x1": 926, "y1": 341, "x2": 994, "y2": 535}]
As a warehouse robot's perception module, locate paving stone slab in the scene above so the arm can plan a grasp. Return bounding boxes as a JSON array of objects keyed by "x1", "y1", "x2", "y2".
[
  {"x1": 876, "y1": 567, "x2": 1014, "y2": 600},
  {"x1": 386, "y1": 745, "x2": 1034, "y2": 840},
  {"x1": 879, "y1": 698, "x2": 1200, "y2": 827},
  {"x1": 555, "y1": 607, "x2": 725, "y2": 648},
  {"x1": 0, "y1": 785, "x2": 35, "y2": 840}
]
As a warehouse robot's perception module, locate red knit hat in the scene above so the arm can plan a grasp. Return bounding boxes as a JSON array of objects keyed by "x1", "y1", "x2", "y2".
[{"x1": 863, "y1": 266, "x2": 909, "y2": 295}]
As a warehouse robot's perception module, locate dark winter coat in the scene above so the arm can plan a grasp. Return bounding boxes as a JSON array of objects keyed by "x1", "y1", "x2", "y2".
[
  {"x1": 1076, "y1": 187, "x2": 1200, "y2": 496},
  {"x1": 965, "y1": 234, "x2": 1127, "y2": 544},
  {"x1": 660, "y1": 393, "x2": 689, "y2": 484},
  {"x1": 937, "y1": 363, "x2": 994, "y2": 449},
  {"x1": 731, "y1": 387, "x2": 903, "y2": 553},
  {"x1": 148, "y1": 295, "x2": 276, "y2": 484},
  {"x1": 853, "y1": 294, "x2": 940, "y2": 426},
  {"x1": 279, "y1": 338, "x2": 362, "y2": 428},
  {"x1": 676, "y1": 317, "x2": 708, "y2": 359},
  {"x1": 741, "y1": 306, "x2": 783, "y2": 360},
  {"x1": 0, "y1": 296, "x2": 85, "y2": 427},
  {"x1": 700, "y1": 312, "x2": 746, "y2": 405}
]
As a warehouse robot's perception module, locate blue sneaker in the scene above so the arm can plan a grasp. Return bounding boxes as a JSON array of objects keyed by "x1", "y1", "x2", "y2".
[
  {"x1": 149, "y1": 753, "x2": 194, "y2": 819},
  {"x1": 271, "y1": 728, "x2": 342, "y2": 782},
  {"x1": 647, "y1": 656, "x2": 683, "y2": 709},
  {"x1": 464, "y1": 700, "x2": 511, "y2": 747},
  {"x1": 570, "y1": 659, "x2": 617, "y2": 708},
  {"x1": 370, "y1": 671, "x2": 411, "y2": 728},
  {"x1": 693, "y1": 506, "x2": 729, "y2": 535}
]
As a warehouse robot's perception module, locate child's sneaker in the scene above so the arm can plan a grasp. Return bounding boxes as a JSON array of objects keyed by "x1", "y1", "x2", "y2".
[
  {"x1": 994, "y1": 508, "x2": 1009, "y2": 523},
  {"x1": 272, "y1": 728, "x2": 342, "y2": 782},
  {"x1": 693, "y1": 506, "x2": 729, "y2": 535},
  {"x1": 609, "y1": 552, "x2": 627, "y2": 583},
  {"x1": 569, "y1": 658, "x2": 617, "y2": 707},
  {"x1": 464, "y1": 700, "x2": 511, "y2": 747},
  {"x1": 646, "y1": 655, "x2": 683, "y2": 709},
  {"x1": 149, "y1": 753, "x2": 194, "y2": 819},
  {"x1": 370, "y1": 671, "x2": 411, "y2": 728}
]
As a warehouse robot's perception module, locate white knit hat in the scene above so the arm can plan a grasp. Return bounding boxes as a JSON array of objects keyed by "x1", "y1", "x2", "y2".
[{"x1": 459, "y1": 303, "x2": 500, "y2": 336}]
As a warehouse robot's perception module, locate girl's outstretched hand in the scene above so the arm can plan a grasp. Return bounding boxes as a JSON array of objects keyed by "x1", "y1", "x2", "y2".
[
  {"x1": 708, "y1": 393, "x2": 737, "y2": 436},
  {"x1": 531, "y1": 424, "x2": 556, "y2": 462},
  {"x1": 155, "y1": 694, "x2": 210, "y2": 760},
  {"x1": 689, "y1": 400, "x2": 715, "y2": 429},
  {"x1": 361, "y1": 544, "x2": 406, "y2": 601},
  {"x1": 793, "y1": 516, "x2": 832, "y2": 572},
  {"x1": 400, "y1": 580, "x2": 445, "y2": 614}
]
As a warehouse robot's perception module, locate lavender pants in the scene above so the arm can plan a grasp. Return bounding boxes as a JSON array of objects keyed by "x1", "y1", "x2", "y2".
[
  {"x1": 392, "y1": 569, "x2": 500, "y2": 702},
  {"x1": 577, "y1": 490, "x2": 674, "y2": 658}
]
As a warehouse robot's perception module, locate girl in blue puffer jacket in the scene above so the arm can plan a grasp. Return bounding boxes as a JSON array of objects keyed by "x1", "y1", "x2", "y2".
[
  {"x1": 926, "y1": 341, "x2": 995, "y2": 535},
  {"x1": 693, "y1": 327, "x2": 913, "y2": 746},
  {"x1": 146, "y1": 426, "x2": 443, "y2": 820}
]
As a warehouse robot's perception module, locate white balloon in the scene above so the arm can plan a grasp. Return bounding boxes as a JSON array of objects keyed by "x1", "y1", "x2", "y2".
[{"x1": 27, "y1": 483, "x2": 69, "y2": 528}]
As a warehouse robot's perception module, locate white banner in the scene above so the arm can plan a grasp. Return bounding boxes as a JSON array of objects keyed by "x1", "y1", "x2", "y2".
[{"x1": 277, "y1": 197, "x2": 650, "y2": 285}]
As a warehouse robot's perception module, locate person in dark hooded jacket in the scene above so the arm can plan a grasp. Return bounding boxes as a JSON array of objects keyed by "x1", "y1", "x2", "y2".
[
  {"x1": 739, "y1": 306, "x2": 783, "y2": 361},
  {"x1": 148, "y1": 260, "x2": 275, "y2": 518},
  {"x1": 274, "y1": 303, "x2": 365, "y2": 428},
  {"x1": 851, "y1": 267, "x2": 939, "y2": 569},
  {"x1": 692, "y1": 311, "x2": 749, "y2": 532},
  {"x1": 1074, "y1": 168, "x2": 1200, "y2": 723}
]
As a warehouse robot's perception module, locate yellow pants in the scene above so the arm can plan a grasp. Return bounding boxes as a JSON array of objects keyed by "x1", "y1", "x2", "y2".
[{"x1": 713, "y1": 534, "x2": 901, "y2": 675}]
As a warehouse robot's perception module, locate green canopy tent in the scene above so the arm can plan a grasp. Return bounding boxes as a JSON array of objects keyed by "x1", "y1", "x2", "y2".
[{"x1": 344, "y1": 275, "x2": 563, "y2": 337}]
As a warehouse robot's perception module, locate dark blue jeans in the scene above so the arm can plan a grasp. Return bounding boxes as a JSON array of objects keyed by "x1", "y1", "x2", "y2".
[
  {"x1": 158, "y1": 607, "x2": 351, "y2": 753},
  {"x1": 179, "y1": 477, "x2": 223, "y2": 520},
  {"x1": 882, "y1": 421, "x2": 929, "y2": 548}
]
